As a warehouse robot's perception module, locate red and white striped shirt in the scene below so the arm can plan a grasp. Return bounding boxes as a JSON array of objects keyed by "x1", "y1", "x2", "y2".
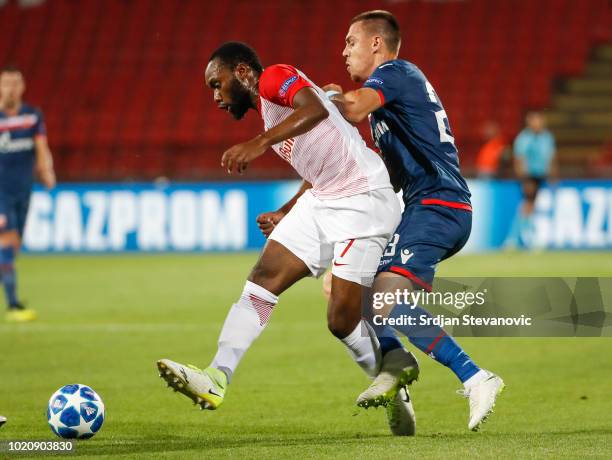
[{"x1": 258, "y1": 64, "x2": 391, "y2": 200}]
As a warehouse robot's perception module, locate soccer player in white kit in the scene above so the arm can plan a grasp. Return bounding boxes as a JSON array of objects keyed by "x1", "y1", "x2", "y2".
[{"x1": 157, "y1": 42, "x2": 401, "y2": 411}]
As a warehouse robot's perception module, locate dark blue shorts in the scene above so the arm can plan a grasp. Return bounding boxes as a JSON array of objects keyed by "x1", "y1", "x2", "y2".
[
  {"x1": 377, "y1": 200, "x2": 472, "y2": 290},
  {"x1": 0, "y1": 190, "x2": 32, "y2": 237}
]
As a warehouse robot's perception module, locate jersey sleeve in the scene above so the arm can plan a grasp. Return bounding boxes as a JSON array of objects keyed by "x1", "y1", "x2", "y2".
[
  {"x1": 34, "y1": 109, "x2": 47, "y2": 138},
  {"x1": 363, "y1": 64, "x2": 403, "y2": 105},
  {"x1": 513, "y1": 131, "x2": 529, "y2": 157},
  {"x1": 258, "y1": 64, "x2": 312, "y2": 107}
]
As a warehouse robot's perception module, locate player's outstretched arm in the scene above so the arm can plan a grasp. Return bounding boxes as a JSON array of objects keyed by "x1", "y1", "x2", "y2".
[
  {"x1": 34, "y1": 136, "x2": 56, "y2": 189},
  {"x1": 221, "y1": 88, "x2": 328, "y2": 174},
  {"x1": 328, "y1": 87, "x2": 383, "y2": 124}
]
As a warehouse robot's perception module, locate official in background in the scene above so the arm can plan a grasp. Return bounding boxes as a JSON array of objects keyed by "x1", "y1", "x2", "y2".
[{"x1": 505, "y1": 111, "x2": 557, "y2": 249}]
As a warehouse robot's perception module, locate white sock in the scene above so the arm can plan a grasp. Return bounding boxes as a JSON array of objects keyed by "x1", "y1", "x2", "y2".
[
  {"x1": 211, "y1": 280, "x2": 278, "y2": 382},
  {"x1": 340, "y1": 320, "x2": 382, "y2": 379},
  {"x1": 463, "y1": 369, "x2": 490, "y2": 389}
]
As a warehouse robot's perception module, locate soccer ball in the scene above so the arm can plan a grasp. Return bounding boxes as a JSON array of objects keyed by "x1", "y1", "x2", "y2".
[{"x1": 47, "y1": 384, "x2": 105, "y2": 439}]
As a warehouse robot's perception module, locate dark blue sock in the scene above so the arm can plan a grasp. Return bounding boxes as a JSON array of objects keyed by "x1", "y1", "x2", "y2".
[
  {"x1": 377, "y1": 327, "x2": 403, "y2": 355},
  {"x1": 366, "y1": 316, "x2": 403, "y2": 356},
  {"x1": 0, "y1": 246, "x2": 18, "y2": 307},
  {"x1": 388, "y1": 303, "x2": 480, "y2": 383}
]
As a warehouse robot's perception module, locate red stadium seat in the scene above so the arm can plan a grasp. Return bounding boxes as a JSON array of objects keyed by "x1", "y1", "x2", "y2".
[{"x1": 0, "y1": 0, "x2": 609, "y2": 180}]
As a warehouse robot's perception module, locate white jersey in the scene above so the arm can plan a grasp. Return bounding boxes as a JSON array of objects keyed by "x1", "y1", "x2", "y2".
[{"x1": 258, "y1": 64, "x2": 391, "y2": 200}]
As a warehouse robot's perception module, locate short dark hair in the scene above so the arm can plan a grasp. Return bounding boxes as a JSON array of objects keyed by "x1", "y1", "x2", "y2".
[
  {"x1": 351, "y1": 10, "x2": 401, "y2": 53},
  {"x1": 1, "y1": 65, "x2": 23, "y2": 75},
  {"x1": 209, "y1": 42, "x2": 263, "y2": 75}
]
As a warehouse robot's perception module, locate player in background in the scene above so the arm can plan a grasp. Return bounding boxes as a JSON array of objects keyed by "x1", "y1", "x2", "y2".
[
  {"x1": 0, "y1": 66, "x2": 55, "y2": 322},
  {"x1": 157, "y1": 43, "x2": 404, "y2": 417},
  {"x1": 475, "y1": 121, "x2": 508, "y2": 179},
  {"x1": 504, "y1": 111, "x2": 557, "y2": 249},
  {"x1": 323, "y1": 11, "x2": 504, "y2": 431}
]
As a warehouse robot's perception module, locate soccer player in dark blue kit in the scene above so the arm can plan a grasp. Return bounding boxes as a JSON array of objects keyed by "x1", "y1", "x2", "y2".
[
  {"x1": 0, "y1": 66, "x2": 56, "y2": 322},
  {"x1": 324, "y1": 10, "x2": 503, "y2": 432}
]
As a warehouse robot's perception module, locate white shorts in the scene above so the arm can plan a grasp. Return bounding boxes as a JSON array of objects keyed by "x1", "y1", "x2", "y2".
[{"x1": 269, "y1": 187, "x2": 401, "y2": 287}]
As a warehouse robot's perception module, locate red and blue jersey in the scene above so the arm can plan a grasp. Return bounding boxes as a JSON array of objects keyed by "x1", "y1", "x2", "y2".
[
  {"x1": 0, "y1": 103, "x2": 46, "y2": 194},
  {"x1": 363, "y1": 60, "x2": 470, "y2": 208}
]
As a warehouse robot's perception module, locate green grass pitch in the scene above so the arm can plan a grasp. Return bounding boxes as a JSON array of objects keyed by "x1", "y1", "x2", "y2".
[{"x1": 1, "y1": 252, "x2": 611, "y2": 459}]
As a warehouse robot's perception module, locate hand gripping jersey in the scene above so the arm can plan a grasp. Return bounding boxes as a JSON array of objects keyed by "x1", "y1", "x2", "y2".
[
  {"x1": 0, "y1": 103, "x2": 46, "y2": 194},
  {"x1": 363, "y1": 60, "x2": 471, "y2": 207},
  {"x1": 258, "y1": 64, "x2": 391, "y2": 200}
]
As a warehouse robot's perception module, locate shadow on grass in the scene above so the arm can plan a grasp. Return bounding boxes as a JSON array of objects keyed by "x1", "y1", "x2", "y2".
[
  {"x1": 69, "y1": 432, "x2": 394, "y2": 457},
  {"x1": 420, "y1": 427, "x2": 612, "y2": 440},
  {"x1": 67, "y1": 427, "x2": 612, "y2": 457}
]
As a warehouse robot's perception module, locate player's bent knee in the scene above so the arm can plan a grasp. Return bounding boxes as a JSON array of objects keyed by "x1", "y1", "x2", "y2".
[
  {"x1": 327, "y1": 277, "x2": 364, "y2": 338},
  {"x1": 327, "y1": 314, "x2": 354, "y2": 339},
  {"x1": 247, "y1": 263, "x2": 278, "y2": 290},
  {"x1": 327, "y1": 300, "x2": 360, "y2": 339},
  {"x1": 246, "y1": 240, "x2": 311, "y2": 295},
  {"x1": 247, "y1": 260, "x2": 299, "y2": 296}
]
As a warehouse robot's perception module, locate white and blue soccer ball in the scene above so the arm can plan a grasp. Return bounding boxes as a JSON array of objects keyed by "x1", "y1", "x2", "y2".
[{"x1": 47, "y1": 384, "x2": 105, "y2": 439}]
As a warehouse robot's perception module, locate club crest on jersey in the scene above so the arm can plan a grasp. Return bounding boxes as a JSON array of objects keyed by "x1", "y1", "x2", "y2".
[
  {"x1": 279, "y1": 75, "x2": 298, "y2": 97},
  {"x1": 0, "y1": 131, "x2": 35, "y2": 154},
  {"x1": 278, "y1": 138, "x2": 295, "y2": 161}
]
